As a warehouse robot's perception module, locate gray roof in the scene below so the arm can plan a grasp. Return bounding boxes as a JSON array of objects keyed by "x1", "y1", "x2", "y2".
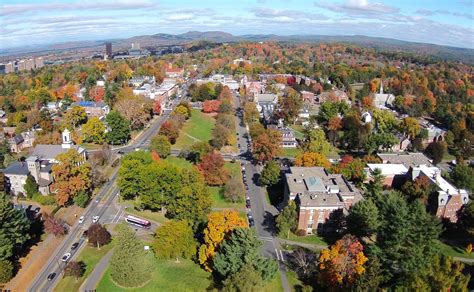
[
  {"x1": 377, "y1": 152, "x2": 432, "y2": 168},
  {"x1": 33, "y1": 145, "x2": 85, "y2": 161},
  {"x1": 3, "y1": 162, "x2": 29, "y2": 176}
]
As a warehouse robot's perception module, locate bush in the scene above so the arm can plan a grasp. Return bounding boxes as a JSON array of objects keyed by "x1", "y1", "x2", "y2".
[
  {"x1": 295, "y1": 229, "x2": 307, "y2": 237},
  {"x1": 0, "y1": 260, "x2": 14, "y2": 284},
  {"x1": 32, "y1": 193, "x2": 56, "y2": 205}
]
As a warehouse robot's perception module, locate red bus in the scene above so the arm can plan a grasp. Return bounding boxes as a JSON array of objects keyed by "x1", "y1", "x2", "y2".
[{"x1": 125, "y1": 215, "x2": 151, "y2": 229}]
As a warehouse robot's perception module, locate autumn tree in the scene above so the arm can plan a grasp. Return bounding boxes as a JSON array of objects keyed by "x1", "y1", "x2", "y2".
[
  {"x1": 63, "y1": 106, "x2": 87, "y2": 129},
  {"x1": 202, "y1": 100, "x2": 221, "y2": 113},
  {"x1": 82, "y1": 116, "x2": 105, "y2": 144},
  {"x1": 150, "y1": 135, "x2": 171, "y2": 158},
  {"x1": 51, "y1": 149, "x2": 92, "y2": 206},
  {"x1": 198, "y1": 210, "x2": 248, "y2": 271},
  {"x1": 278, "y1": 88, "x2": 303, "y2": 123},
  {"x1": 114, "y1": 90, "x2": 151, "y2": 130},
  {"x1": 287, "y1": 247, "x2": 318, "y2": 278},
  {"x1": 152, "y1": 220, "x2": 197, "y2": 262},
  {"x1": 159, "y1": 119, "x2": 181, "y2": 144},
  {"x1": 224, "y1": 176, "x2": 245, "y2": 203},
  {"x1": 401, "y1": 176, "x2": 434, "y2": 202},
  {"x1": 259, "y1": 160, "x2": 280, "y2": 186},
  {"x1": 64, "y1": 261, "x2": 85, "y2": 282},
  {"x1": 43, "y1": 213, "x2": 67, "y2": 237},
  {"x1": 426, "y1": 141, "x2": 447, "y2": 165},
  {"x1": 318, "y1": 234, "x2": 368, "y2": 289},
  {"x1": 252, "y1": 128, "x2": 282, "y2": 162},
  {"x1": 87, "y1": 224, "x2": 111, "y2": 249},
  {"x1": 197, "y1": 151, "x2": 229, "y2": 186},
  {"x1": 243, "y1": 102, "x2": 260, "y2": 124},
  {"x1": 400, "y1": 117, "x2": 421, "y2": 140},
  {"x1": 295, "y1": 152, "x2": 330, "y2": 167},
  {"x1": 302, "y1": 128, "x2": 332, "y2": 156}
]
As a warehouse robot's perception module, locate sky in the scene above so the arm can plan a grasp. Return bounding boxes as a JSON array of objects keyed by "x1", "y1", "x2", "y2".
[{"x1": 0, "y1": 0, "x2": 473, "y2": 50}]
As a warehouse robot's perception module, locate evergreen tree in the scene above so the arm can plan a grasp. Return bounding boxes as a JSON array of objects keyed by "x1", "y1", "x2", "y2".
[
  {"x1": 0, "y1": 192, "x2": 30, "y2": 260},
  {"x1": 347, "y1": 198, "x2": 380, "y2": 238},
  {"x1": 222, "y1": 263, "x2": 264, "y2": 292},
  {"x1": 109, "y1": 224, "x2": 152, "y2": 287},
  {"x1": 24, "y1": 174, "x2": 39, "y2": 198},
  {"x1": 0, "y1": 259, "x2": 14, "y2": 283},
  {"x1": 213, "y1": 228, "x2": 278, "y2": 283}
]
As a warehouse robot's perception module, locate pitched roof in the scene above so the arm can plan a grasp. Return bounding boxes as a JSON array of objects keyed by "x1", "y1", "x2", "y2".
[
  {"x1": 33, "y1": 145, "x2": 85, "y2": 161},
  {"x1": 3, "y1": 161, "x2": 29, "y2": 175},
  {"x1": 377, "y1": 152, "x2": 432, "y2": 168}
]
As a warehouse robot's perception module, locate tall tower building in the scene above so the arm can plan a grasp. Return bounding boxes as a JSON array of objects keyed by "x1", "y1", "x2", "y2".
[{"x1": 105, "y1": 42, "x2": 112, "y2": 58}]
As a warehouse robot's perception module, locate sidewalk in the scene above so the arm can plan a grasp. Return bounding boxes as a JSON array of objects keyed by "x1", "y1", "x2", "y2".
[{"x1": 80, "y1": 250, "x2": 113, "y2": 291}]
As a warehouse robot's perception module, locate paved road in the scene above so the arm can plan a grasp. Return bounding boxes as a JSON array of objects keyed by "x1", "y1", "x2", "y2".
[
  {"x1": 234, "y1": 93, "x2": 290, "y2": 292},
  {"x1": 28, "y1": 85, "x2": 189, "y2": 292}
]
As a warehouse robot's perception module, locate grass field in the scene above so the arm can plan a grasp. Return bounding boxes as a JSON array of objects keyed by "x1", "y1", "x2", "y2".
[
  {"x1": 286, "y1": 270, "x2": 305, "y2": 291},
  {"x1": 280, "y1": 147, "x2": 301, "y2": 158},
  {"x1": 164, "y1": 156, "x2": 193, "y2": 169},
  {"x1": 282, "y1": 232, "x2": 329, "y2": 247},
  {"x1": 288, "y1": 125, "x2": 305, "y2": 140},
  {"x1": 173, "y1": 109, "x2": 215, "y2": 149},
  {"x1": 97, "y1": 259, "x2": 212, "y2": 292},
  {"x1": 54, "y1": 242, "x2": 114, "y2": 292},
  {"x1": 209, "y1": 162, "x2": 246, "y2": 209},
  {"x1": 435, "y1": 240, "x2": 474, "y2": 259}
]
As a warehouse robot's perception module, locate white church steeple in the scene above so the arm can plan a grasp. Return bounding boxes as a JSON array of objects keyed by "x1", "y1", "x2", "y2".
[{"x1": 61, "y1": 129, "x2": 72, "y2": 149}]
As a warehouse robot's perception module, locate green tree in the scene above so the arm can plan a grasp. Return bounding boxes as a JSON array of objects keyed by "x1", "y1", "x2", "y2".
[
  {"x1": 213, "y1": 228, "x2": 278, "y2": 282},
  {"x1": 347, "y1": 199, "x2": 380, "y2": 238},
  {"x1": 105, "y1": 110, "x2": 130, "y2": 145},
  {"x1": 369, "y1": 192, "x2": 442, "y2": 286},
  {"x1": 450, "y1": 164, "x2": 474, "y2": 192},
  {"x1": 117, "y1": 151, "x2": 153, "y2": 200},
  {"x1": 353, "y1": 256, "x2": 383, "y2": 291},
  {"x1": 426, "y1": 141, "x2": 447, "y2": 165},
  {"x1": 63, "y1": 106, "x2": 87, "y2": 129},
  {"x1": 222, "y1": 263, "x2": 264, "y2": 292},
  {"x1": 405, "y1": 255, "x2": 470, "y2": 291},
  {"x1": 109, "y1": 224, "x2": 152, "y2": 287},
  {"x1": 73, "y1": 191, "x2": 89, "y2": 207},
  {"x1": 24, "y1": 174, "x2": 39, "y2": 198},
  {"x1": 275, "y1": 200, "x2": 297, "y2": 238},
  {"x1": 303, "y1": 128, "x2": 332, "y2": 155},
  {"x1": 149, "y1": 135, "x2": 171, "y2": 158},
  {"x1": 82, "y1": 116, "x2": 105, "y2": 144},
  {"x1": 0, "y1": 259, "x2": 14, "y2": 284},
  {"x1": 259, "y1": 160, "x2": 281, "y2": 186},
  {"x1": 0, "y1": 192, "x2": 30, "y2": 260},
  {"x1": 152, "y1": 220, "x2": 197, "y2": 262}
]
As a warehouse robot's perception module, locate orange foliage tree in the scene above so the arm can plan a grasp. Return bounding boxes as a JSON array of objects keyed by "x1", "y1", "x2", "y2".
[
  {"x1": 198, "y1": 210, "x2": 248, "y2": 271},
  {"x1": 318, "y1": 234, "x2": 368, "y2": 288},
  {"x1": 295, "y1": 152, "x2": 330, "y2": 168},
  {"x1": 197, "y1": 151, "x2": 229, "y2": 186},
  {"x1": 202, "y1": 100, "x2": 221, "y2": 113},
  {"x1": 51, "y1": 149, "x2": 92, "y2": 206}
]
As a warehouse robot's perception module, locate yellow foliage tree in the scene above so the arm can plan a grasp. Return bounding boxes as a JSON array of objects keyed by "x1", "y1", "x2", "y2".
[
  {"x1": 198, "y1": 210, "x2": 247, "y2": 271},
  {"x1": 318, "y1": 234, "x2": 368, "y2": 288},
  {"x1": 295, "y1": 152, "x2": 330, "y2": 168}
]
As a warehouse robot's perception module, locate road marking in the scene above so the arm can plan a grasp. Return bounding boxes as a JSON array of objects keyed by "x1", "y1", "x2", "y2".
[
  {"x1": 111, "y1": 207, "x2": 121, "y2": 223},
  {"x1": 279, "y1": 250, "x2": 285, "y2": 263},
  {"x1": 275, "y1": 248, "x2": 280, "y2": 261},
  {"x1": 260, "y1": 236, "x2": 273, "y2": 241},
  {"x1": 115, "y1": 209, "x2": 126, "y2": 223}
]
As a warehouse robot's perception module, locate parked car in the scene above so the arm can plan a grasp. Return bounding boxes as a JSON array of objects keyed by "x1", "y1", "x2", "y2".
[
  {"x1": 246, "y1": 199, "x2": 251, "y2": 209},
  {"x1": 47, "y1": 273, "x2": 56, "y2": 281},
  {"x1": 71, "y1": 242, "x2": 79, "y2": 250},
  {"x1": 61, "y1": 253, "x2": 71, "y2": 262},
  {"x1": 78, "y1": 216, "x2": 85, "y2": 224},
  {"x1": 92, "y1": 216, "x2": 100, "y2": 223}
]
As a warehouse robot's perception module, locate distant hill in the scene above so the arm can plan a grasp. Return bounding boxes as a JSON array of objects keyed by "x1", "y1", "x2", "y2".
[{"x1": 1, "y1": 31, "x2": 473, "y2": 64}]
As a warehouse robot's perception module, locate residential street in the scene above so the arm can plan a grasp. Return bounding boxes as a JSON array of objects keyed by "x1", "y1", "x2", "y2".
[{"x1": 28, "y1": 89, "x2": 187, "y2": 292}]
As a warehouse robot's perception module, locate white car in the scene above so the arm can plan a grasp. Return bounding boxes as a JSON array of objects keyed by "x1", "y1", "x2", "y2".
[
  {"x1": 61, "y1": 253, "x2": 71, "y2": 262},
  {"x1": 92, "y1": 216, "x2": 100, "y2": 223},
  {"x1": 78, "y1": 216, "x2": 85, "y2": 224}
]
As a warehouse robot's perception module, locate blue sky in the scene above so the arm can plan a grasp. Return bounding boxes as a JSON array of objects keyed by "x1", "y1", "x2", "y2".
[{"x1": 1, "y1": 0, "x2": 473, "y2": 49}]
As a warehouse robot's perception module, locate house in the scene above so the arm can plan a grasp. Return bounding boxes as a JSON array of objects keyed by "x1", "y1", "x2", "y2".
[
  {"x1": 233, "y1": 58, "x2": 251, "y2": 65},
  {"x1": 255, "y1": 93, "x2": 278, "y2": 122},
  {"x1": 373, "y1": 82, "x2": 395, "y2": 109},
  {"x1": 284, "y1": 167, "x2": 363, "y2": 233},
  {"x1": 314, "y1": 90, "x2": 350, "y2": 104},
  {"x1": 365, "y1": 163, "x2": 408, "y2": 188},
  {"x1": 3, "y1": 129, "x2": 86, "y2": 195},
  {"x1": 129, "y1": 76, "x2": 156, "y2": 87},
  {"x1": 165, "y1": 63, "x2": 184, "y2": 78},
  {"x1": 377, "y1": 152, "x2": 432, "y2": 168},
  {"x1": 244, "y1": 81, "x2": 265, "y2": 96},
  {"x1": 267, "y1": 125, "x2": 297, "y2": 148},
  {"x1": 71, "y1": 101, "x2": 110, "y2": 119},
  {"x1": 7, "y1": 131, "x2": 35, "y2": 153},
  {"x1": 409, "y1": 165, "x2": 469, "y2": 222},
  {"x1": 300, "y1": 91, "x2": 315, "y2": 102},
  {"x1": 420, "y1": 119, "x2": 446, "y2": 146},
  {"x1": 391, "y1": 134, "x2": 411, "y2": 152}
]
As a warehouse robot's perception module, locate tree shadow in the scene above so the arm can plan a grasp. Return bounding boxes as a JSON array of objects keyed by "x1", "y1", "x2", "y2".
[{"x1": 262, "y1": 211, "x2": 277, "y2": 235}]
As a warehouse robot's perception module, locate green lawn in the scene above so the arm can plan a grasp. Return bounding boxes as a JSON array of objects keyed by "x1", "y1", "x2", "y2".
[
  {"x1": 96, "y1": 259, "x2": 212, "y2": 292},
  {"x1": 288, "y1": 125, "x2": 305, "y2": 140},
  {"x1": 282, "y1": 232, "x2": 329, "y2": 247},
  {"x1": 209, "y1": 162, "x2": 246, "y2": 209},
  {"x1": 280, "y1": 147, "x2": 301, "y2": 158},
  {"x1": 164, "y1": 156, "x2": 193, "y2": 169},
  {"x1": 286, "y1": 270, "x2": 305, "y2": 291},
  {"x1": 54, "y1": 242, "x2": 114, "y2": 292},
  {"x1": 173, "y1": 109, "x2": 215, "y2": 149},
  {"x1": 435, "y1": 240, "x2": 474, "y2": 259}
]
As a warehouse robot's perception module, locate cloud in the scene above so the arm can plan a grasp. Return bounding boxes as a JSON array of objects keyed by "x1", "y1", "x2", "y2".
[
  {"x1": 165, "y1": 13, "x2": 194, "y2": 21},
  {"x1": 252, "y1": 8, "x2": 329, "y2": 22},
  {"x1": 315, "y1": 0, "x2": 399, "y2": 16},
  {"x1": 0, "y1": 0, "x2": 157, "y2": 16},
  {"x1": 415, "y1": 9, "x2": 473, "y2": 20}
]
